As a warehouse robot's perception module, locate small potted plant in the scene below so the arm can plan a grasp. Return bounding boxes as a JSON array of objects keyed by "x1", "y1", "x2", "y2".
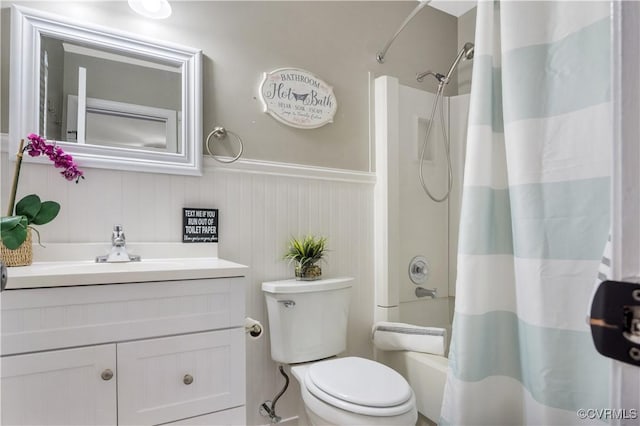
[{"x1": 283, "y1": 235, "x2": 327, "y2": 281}]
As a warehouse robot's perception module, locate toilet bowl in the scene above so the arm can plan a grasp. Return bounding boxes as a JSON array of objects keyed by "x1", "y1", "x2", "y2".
[
  {"x1": 262, "y1": 277, "x2": 418, "y2": 425},
  {"x1": 291, "y1": 357, "x2": 417, "y2": 426}
]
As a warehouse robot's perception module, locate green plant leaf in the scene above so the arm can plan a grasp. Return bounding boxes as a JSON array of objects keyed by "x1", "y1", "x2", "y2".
[
  {"x1": 15, "y1": 194, "x2": 42, "y2": 223},
  {"x1": 1, "y1": 215, "x2": 24, "y2": 232},
  {"x1": 32, "y1": 201, "x2": 60, "y2": 225},
  {"x1": 283, "y1": 235, "x2": 327, "y2": 266},
  {"x1": 0, "y1": 216, "x2": 28, "y2": 249}
]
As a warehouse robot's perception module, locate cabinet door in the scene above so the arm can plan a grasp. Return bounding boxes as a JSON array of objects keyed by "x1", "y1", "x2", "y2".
[
  {"x1": 0, "y1": 344, "x2": 117, "y2": 425},
  {"x1": 117, "y1": 329, "x2": 245, "y2": 426}
]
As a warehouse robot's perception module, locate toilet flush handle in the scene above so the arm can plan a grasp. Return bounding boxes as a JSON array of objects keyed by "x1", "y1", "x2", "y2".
[{"x1": 278, "y1": 300, "x2": 296, "y2": 308}]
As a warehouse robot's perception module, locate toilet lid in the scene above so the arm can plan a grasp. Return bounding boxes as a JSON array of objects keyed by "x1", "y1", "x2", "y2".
[{"x1": 306, "y1": 357, "x2": 413, "y2": 409}]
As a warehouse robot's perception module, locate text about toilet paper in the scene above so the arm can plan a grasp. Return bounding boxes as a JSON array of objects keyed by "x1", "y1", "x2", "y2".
[{"x1": 182, "y1": 208, "x2": 218, "y2": 243}]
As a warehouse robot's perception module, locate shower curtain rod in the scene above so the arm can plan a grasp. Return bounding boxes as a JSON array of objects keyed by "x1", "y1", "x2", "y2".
[{"x1": 376, "y1": 1, "x2": 431, "y2": 63}]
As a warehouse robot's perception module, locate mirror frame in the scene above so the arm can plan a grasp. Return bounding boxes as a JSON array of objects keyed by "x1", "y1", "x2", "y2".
[{"x1": 9, "y1": 5, "x2": 203, "y2": 176}]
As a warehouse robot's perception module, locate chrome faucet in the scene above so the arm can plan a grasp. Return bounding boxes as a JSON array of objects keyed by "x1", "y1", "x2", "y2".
[{"x1": 96, "y1": 225, "x2": 141, "y2": 263}]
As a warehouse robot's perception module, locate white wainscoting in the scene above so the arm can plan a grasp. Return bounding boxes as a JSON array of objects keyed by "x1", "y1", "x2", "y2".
[{"x1": 1, "y1": 136, "x2": 376, "y2": 425}]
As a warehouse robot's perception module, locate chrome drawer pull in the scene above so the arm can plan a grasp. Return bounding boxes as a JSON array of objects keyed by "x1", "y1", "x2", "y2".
[
  {"x1": 183, "y1": 374, "x2": 194, "y2": 385},
  {"x1": 101, "y1": 369, "x2": 114, "y2": 381}
]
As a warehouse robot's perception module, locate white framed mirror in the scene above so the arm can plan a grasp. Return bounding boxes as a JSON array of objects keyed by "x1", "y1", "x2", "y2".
[{"x1": 9, "y1": 5, "x2": 203, "y2": 175}]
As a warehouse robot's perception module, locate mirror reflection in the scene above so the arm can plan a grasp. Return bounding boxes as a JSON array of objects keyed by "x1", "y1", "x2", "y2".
[
  {"x1": 39, "y1": 36, "x2": 182, "y2": 153},
  {"x1": 12, "y1": 4, "x2": 202, "y2": 175}
]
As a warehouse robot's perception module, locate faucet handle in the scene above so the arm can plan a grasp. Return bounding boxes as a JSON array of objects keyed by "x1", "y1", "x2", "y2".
[{"x1": 112, "y1": 225, "x2": 125, "y2": 246}]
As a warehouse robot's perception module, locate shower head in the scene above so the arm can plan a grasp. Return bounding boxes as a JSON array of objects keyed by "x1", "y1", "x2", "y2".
[
  {"x1": 443, "y1": 42, "x2": 474, "y2": 83},
  {"x1": 416, "y1": 42, "x2": 475, "y2": 85}
]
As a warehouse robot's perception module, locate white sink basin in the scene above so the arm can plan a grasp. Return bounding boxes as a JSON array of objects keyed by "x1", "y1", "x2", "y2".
[{"x1": 4, "y1": 243, "x2": 248, "y2": 289}]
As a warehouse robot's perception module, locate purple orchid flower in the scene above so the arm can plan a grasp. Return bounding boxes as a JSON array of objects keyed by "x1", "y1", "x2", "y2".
[{"x1": 25, "y1": 133, "x2": 84, "y2": 183}]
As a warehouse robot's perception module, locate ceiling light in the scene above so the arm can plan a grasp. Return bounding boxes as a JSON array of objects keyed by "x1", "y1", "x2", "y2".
[{"x1": 128, "y1": 0, "x2": 172, "y2": 19}]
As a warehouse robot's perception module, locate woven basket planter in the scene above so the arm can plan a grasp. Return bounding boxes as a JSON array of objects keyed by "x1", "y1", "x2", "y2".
[{"x1": 1, "y1": 230, "x2": 33, "y2": 267}]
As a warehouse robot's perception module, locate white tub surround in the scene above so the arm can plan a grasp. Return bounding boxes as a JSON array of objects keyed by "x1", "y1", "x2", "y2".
[
  {"x1": 374, "y1": 76, "x2": 470, "y2": 328},
  {"x1": 0, "y1": 248, "x2": 248, "y2": 425},
  {"x1": 4, "y1": 242, "x2": 246, "y2": 289}
]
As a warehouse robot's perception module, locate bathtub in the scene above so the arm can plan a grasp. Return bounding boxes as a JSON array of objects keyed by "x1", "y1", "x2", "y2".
[
  {"x1": 380, "y1": 351, "x2": 449, "y2": 424},
  {"x1": 375, "y1": 297, "x2": 452, "y2": 422}
]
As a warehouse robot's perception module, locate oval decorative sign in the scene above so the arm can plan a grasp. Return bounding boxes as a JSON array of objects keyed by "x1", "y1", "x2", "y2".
[{"x1": 259, "y1": 68, "x2": 337, "y2": 129}]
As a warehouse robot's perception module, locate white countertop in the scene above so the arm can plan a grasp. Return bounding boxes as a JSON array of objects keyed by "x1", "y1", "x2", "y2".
[{"x1": 4, "y1": 243, "x2": 248, "y2": 289}]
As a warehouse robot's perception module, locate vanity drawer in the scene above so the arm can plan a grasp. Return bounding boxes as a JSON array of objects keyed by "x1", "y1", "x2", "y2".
[
  {"x1": 117, "y1": 329, "x2": 245, "y2": 426},
  {"x1": 1, "y1": 278, "x2": 244, "y2": 355}
]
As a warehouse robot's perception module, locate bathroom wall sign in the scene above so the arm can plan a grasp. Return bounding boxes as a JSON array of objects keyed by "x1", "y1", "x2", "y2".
[
  {"x1": 259, "y1": 68, "x2": 337, "y2": 129},
  {"x1": 182, "y1": 208, "x2": 218, "y2": 243}
]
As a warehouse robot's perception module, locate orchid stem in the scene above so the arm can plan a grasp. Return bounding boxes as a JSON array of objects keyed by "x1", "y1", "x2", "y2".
[{"x1": 7, "y1": 139, "x2": 25, "y2": 216}]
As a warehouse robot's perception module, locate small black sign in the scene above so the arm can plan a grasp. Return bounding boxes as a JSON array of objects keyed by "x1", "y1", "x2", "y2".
[{"x1": 182, "y1": 208, "x2": 218, "y2": 243}]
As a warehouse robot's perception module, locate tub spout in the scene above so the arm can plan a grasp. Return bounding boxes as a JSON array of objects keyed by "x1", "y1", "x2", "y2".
[{"x1": 415, "y1": 287, "x2": 437, "y2": 298}]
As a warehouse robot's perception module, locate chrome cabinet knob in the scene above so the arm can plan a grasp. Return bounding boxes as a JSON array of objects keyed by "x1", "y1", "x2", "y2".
[
  {"x1": 183, "y1": 374, "x2": 194, "y2": 385},
  {"x1": 101, "y1": 369, "x2": 114, "y2": 381}
]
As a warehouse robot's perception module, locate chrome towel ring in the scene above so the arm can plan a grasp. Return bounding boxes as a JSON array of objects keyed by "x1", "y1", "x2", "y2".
[{"x1": 205, "y1": 126, "x2": 244, "y2": 163}]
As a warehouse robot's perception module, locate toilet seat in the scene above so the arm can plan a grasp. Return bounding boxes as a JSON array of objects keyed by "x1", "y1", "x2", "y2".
[{"x1": 303, "y1": 357, "x2": 415, "y2": 417}]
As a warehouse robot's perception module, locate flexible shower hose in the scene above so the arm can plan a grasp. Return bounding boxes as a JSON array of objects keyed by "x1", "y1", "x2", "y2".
[{"x1": 419, "y1": 82, "x2": 453, "y2": 203}]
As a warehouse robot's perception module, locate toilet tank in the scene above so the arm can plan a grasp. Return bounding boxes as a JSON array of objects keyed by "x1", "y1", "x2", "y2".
[{"x1": 262, "y1": 277, "x2": 353, "y2": 364}]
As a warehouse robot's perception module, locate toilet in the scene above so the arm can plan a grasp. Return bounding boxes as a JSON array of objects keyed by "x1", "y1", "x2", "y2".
[{"x1": 262, "y1": 277, "x2": 418, "y2": 426}]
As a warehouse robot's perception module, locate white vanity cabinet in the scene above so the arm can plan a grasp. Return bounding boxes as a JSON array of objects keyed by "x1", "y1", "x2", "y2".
[{"x1": 0, "y1": 276, "x2": 247, "y2": 426}]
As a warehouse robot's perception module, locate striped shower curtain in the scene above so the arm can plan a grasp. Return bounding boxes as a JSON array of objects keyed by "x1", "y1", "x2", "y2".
[{"x1": 441, "y1": 1, "x2": 612, "y2": 425}]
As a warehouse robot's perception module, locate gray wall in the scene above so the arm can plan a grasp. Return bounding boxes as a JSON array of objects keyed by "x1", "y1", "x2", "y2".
[
  {"x1": 1, "y1": 8, "x2": 10, "y2": 134},
  {"x1": 61, "y1": 51, "x2": 181, "y2": 110},
  {"x1": 457, "y1": 6, "x2": 477, "y2": 95},
  {"x1": 40, "y1": 36, "x2": 65, "y2": 140},
  {"x1": 1, "y1": 1, "x2": 458, "y2": 171}
]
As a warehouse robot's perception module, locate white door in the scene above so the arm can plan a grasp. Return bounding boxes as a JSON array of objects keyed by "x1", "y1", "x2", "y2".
[
  {"x1": 0, "y1": 344, "x2": 117, "y2": 425},
  {"x1": 610, "y1": 1, "x2": 640, "y2": 423}
]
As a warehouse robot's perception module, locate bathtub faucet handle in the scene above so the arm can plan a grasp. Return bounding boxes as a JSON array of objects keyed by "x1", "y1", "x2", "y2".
[{"x1": 409, "y1": 256, "x2": 429, "y2": 285}]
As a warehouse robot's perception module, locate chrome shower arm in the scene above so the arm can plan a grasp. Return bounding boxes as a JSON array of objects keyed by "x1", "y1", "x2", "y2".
[
  {"x1": 416, "y1": 70, "x2": 445, "y2": 83},
  {"x1": 416, "y1": 42, "x2": 475, "y2": 86},
  {"x1": 376, "y1": 1, "x2": 431, "y2": 63}
]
